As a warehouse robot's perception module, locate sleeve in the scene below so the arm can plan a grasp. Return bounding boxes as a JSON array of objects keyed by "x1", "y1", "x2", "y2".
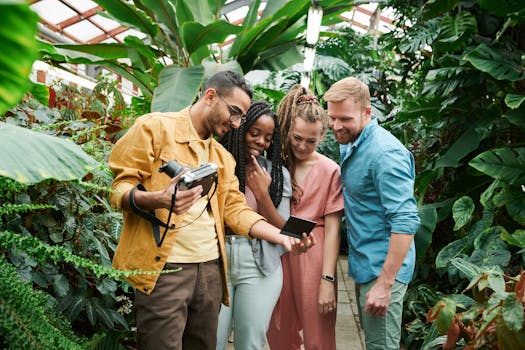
[
  {"x1": 276, "y1": 166, "x2": 292, "y2": 221},
  {"x1": 108, "y1": 116, "x2": 159, "y2": 210},
  {"x1": 374, "y1": 149, "x2": 420, "y2": 234},
  {"x1": 324, "y1": 161, "x2": 344, "y2": 216},
  {"x1": 221, "y1": 155, "x2": 265, "y2": 236}
]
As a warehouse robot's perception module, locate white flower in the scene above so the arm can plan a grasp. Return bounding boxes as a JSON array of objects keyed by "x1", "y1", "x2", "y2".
[{"x1": 522, "y1": 184, "x2": 525, "y2": 192}]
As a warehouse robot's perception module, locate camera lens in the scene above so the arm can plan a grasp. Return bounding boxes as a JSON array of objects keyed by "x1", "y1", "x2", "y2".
[{"x1": 159, "y1": 160, "x2": 184, "y2": 178}]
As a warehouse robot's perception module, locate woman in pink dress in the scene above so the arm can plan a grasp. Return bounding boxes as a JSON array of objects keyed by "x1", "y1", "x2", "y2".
[{"x1": 267, "y1": 85, "x2": 344, "y2": 350}]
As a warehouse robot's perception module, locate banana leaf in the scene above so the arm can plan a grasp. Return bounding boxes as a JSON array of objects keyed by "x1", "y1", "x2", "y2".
[{"x1": 0, "y1": 123, "x2": 98, "y2": 185}]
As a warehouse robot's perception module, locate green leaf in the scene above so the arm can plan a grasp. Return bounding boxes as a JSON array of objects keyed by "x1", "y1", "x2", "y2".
[
  {"x1": 480, "y1": 180, "x2": 502, "y2": 209},
  {"x1": 450, "y1": 257, "x2": 482, "y2": 280},
  {"x1": 503, "y1": 294, "x2": 524, "y2": 332},
  {"x1": 505, "y1": 188, "x2": 525, "y2": 225},
  {"x1": 181, "y1": 20, "x2": 242, "y2": 55},
  {"x1": 151, "y1": 65, "x2": 204, "y2": 113},
  {"x1": 53, "y1": 43, "x2": 129, "y2": 60},
  {"x1": 503, "y1": 106, "x2": 525, "y2": 131},
  {"x1": 92, "y1": 0, "x2": 158, "y2": 39},
  {"x1": 496, "y1": 317, "x2": 525, "y2": 350},
  {"x1": 139, "y1": 0, "x2": 178, "y2": 36},
  {"x1": 180, "y1": 0, "x2": 217, "y2": 26},
  {"x1": 452, "y1": 196, "x2": 475, "y2": 230},
  {"x1": 479, "y1": 0, "x2": 524, "y2": 17},
  {"x1": 228, "y1": 0, "x2": 261, "y2": 58},
  {"x1": 436, "y1": 239, "x2": 468, "y2": 269},
  {"x1": 53, "y1": 274, "x2": 70, "y2": 297},
  {"x1": 415, "y1": 205, "x2": 437, "y2": 259},
  {"x1": 422, "y1": 0, "x2": 460, "y2": 19},
  {"x1": 432, "y1": 298, "x2": 456, "y2": 334},
  {"x1": 0, "y1": 123, "x2": 99, "y2": 185},
  {"x1": 96, "y1": 278, "x2": 118, "y2": 294},
  {"x1": 469, "y1": 247, "x2": 511, "y2": 269},
  {"x1": 501, "y1": 229, "x2": 525, "y2": 248},
  {"x1": 469, "y1": 147, "x2": 525, "y2": 185},
  {"x1": 56, "y1": 293, "x2": 84, "y2": 322},
  {"x1": 505, "y1": 94, "x2": 525, "y2": 109},
  {"x1": 85, "y1": 302, "x2": 96, "y2": 326},
  {"x1": 435, "y1": 128, "x2": 482, "y2": 169},
  {"x1": 0, "y1": 2, "x2": 39, "y2": 115},
  {"x1": 124, "y1": 36, "x2": 158, "y2": 67},
  {"x1": 398, "y1": 18, "x2": 440, "y2": 54},
  {"x1": 255, "y1": 44, "x2": 304, "y2": 71},
  {"x1": 474, "y1": 227, "x2": 508, "y2": 250},
  {"x1": 173, "y1": 0, "x2": 194, "y2": 28},
  {"x1": 436, "y1": 12, "x2": 477, "y2": 52},
  {"x1": 463, "y1": 44, "x2": 525, "y2": 81},
  {"x1": 488, "y1": 273, "x2": 506, "y2": 296},
  {"x1": 28, "y1": 82, "x2": 50, "y2": 106}
]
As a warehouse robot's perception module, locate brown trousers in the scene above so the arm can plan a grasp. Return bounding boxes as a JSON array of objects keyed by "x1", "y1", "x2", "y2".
[{"x1": 134, "y1": 260, "x2": 222, "y2": 350}]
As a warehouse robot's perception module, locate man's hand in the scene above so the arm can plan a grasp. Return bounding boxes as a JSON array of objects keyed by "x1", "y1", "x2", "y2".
[
  {"x1": 162, "y1": 170, "x2": 203, "y2": 214},
  {"x1": 364, "y1": 279, "x2": 392, "y2": 317}
]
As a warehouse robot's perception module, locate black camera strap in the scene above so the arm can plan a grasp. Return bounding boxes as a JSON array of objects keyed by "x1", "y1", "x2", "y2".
[
  {"x1": 129, "y1": 178, "x2": 218, "y2": 248},
  {"x1": 129, "y1": 184, "x2": 176, "y2": 247}
]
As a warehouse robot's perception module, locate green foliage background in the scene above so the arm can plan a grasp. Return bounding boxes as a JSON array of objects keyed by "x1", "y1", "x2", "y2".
[{"x1": 1, "y1": 0, "x2": 525, "y2": 349}]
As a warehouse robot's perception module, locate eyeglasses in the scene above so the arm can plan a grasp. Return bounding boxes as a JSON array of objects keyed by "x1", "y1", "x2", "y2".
[{"x1": 216, "y1": 93, "x2": 246, "y2": 126}]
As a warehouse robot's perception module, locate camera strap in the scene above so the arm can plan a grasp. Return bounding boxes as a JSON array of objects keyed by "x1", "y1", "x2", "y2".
[
  {"x1": 129, "y1": 184, "x2": 175, "y2": 247},
  {"x1": 129, "y1": 178, "x2": 218, "y2": 248}
]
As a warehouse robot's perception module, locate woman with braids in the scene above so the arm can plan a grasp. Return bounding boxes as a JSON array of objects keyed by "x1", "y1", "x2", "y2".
[
  {"x1": 267, "y1": 85, "x2": 344, "y2": 350},
  {"x1": 216, "y1": 100, "x2": 293, "y2": 350}
]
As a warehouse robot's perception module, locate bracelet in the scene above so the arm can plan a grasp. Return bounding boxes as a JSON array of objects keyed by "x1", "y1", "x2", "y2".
[{"x1": 321, "y1": 274, "x2": 335, "y2": 282}]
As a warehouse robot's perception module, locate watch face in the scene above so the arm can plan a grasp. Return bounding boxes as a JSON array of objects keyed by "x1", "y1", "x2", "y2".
[{"x1": 322, "y1": 274, "x2": 335, "y2": 282}]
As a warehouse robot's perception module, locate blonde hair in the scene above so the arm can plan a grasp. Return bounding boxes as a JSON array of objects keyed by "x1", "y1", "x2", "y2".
[
  {"x1": 324, "y1": 77, "x2": 371, "y2": 113},
  {"x1": 277, "y1": 84, "x2": 327, "y2": 202}
]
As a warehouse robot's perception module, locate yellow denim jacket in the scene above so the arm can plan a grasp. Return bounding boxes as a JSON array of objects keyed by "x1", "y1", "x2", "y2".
[{"x1": 108, "y1": 108, "x2": 263, "y2": 305}]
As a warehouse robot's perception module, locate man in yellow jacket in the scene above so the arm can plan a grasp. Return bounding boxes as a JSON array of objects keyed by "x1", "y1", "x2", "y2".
[{"x1": 109, "y1": 71, "x2": 311, "y2": 350}]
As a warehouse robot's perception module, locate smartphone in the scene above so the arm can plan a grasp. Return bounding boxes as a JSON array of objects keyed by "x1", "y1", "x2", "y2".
[{"x1": 280, "y1": 215, "x2": 317, "y2": 239}]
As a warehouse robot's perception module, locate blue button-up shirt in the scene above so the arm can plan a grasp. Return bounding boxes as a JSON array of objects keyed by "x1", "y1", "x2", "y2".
[{"x1": 340, "y1": 119, "x2": 420, "y2": 284}]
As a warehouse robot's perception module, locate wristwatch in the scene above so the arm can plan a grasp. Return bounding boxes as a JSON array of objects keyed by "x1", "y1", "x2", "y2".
[{"x1": 321, "y1": 274, "x2": 335, "y2": 282}]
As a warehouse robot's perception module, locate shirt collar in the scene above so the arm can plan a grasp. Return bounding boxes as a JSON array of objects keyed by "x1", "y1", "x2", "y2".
[
  {"x1": 352, "y1": 118, "x2": 378, "y2": 149},
  {"x1": 174, "y1": 106, "x2": 212, "y2": 143},
  {"x1": 340, "y1": 118, "x2": 378, "y2": 163}
]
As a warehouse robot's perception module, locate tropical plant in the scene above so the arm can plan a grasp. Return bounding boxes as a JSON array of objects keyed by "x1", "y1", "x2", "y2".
[
  {"x1": 38, "y1": 0, "x2": 356, "y2": 113},
  {"x1": 0, "y1": 85, "x2": 139, "y2": 346},
  {"x1": 0, "y1": 1, "x2": 41, "y2": 115},
  {"x1": 0, "y1": 254, "x2": 84, "y2": 350},
  {"x1": 428, "y1": 261, "x2": 525, "y2": 350},
  {"x1": 380, "y1": 0, "x2": 525, "y2": 348}
]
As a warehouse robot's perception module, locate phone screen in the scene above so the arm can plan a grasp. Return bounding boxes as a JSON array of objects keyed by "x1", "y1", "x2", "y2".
[{"x1": 280, "y1": 215, "x2": 317, "y2": 239}]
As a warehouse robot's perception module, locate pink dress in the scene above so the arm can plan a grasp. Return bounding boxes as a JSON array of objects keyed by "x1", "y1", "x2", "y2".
[{"x1": 267, "y1": 154, "x2": 344, "y2": 350}]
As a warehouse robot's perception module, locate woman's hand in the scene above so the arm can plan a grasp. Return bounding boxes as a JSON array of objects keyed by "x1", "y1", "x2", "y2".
[
  {"x1": 290, "y1": 232, "x2": 316, "y2": 255},
  {"x1": 318, "y1": 279, "x2": 337, "y2": 314},
  {"x1": 246, "y1": 155, "x2": 271, "y2": 197}
]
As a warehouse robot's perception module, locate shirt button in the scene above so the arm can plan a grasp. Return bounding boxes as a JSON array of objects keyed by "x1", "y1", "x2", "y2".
[
  {"x1": 143, "y1": 287, "x2": 149, "y2": 292},
  {"x1": 155, "y1": 256, "x2": 161, "y2": 261}
]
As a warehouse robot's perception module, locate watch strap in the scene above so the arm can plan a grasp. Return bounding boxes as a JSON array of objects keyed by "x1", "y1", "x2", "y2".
[{"x1": 321, "y1": 274, "x2": 335, "y2": 282}]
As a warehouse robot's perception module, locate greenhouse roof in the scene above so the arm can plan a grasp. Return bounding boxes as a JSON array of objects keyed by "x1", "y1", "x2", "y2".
[{"x1": 30, "y1": 0, "x2": 396, "y2": 45}]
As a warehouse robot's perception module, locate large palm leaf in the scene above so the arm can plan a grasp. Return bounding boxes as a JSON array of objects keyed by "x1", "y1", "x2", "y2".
[
  {"x1": 469, "y1": 147, "x2": 525, "y2": 185},
  {"x1": 0, "y1": 123, "x2": 98, "y2": 185}
]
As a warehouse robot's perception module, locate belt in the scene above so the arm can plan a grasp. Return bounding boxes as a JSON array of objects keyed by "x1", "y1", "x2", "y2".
[
  {"x1": 225, "y1": 234, "x2": 248, "y2": 243},
  {"x1": 164, "y1": 259, "x2": 219, "y2": 269}
]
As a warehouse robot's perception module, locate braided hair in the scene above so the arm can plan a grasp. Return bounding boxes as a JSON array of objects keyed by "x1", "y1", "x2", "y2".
[
  {"x1": 220, "y1": 100, "x2": 284, "y2": 207},
  {"x1": 277, "y1": 85, "x2": 327, "y2": 202}
]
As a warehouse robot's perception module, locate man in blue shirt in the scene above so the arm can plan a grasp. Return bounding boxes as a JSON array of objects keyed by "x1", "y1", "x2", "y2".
[{"x1": 324, "y1": 77, "x2": 420, "y2": 350}]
